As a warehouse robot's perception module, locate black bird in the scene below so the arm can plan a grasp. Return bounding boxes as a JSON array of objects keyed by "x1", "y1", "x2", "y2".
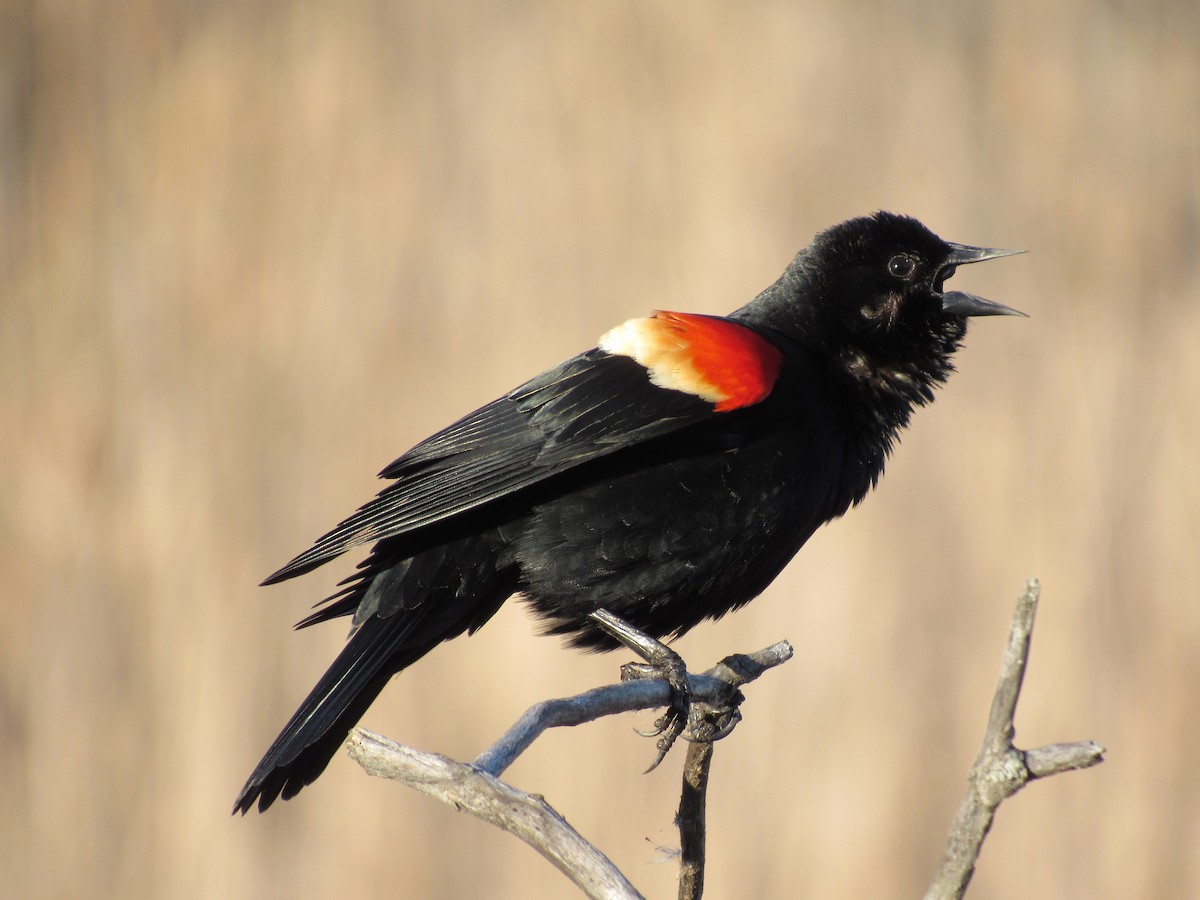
[{"x1": 235, "y1": 212, "x2": 1023, "y2": 814}]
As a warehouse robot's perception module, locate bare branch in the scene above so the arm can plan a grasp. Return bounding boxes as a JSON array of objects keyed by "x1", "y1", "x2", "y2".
[
  {"x1": 676, "y1": 740, "x2": 714, "y2": 900},
  {"x1": 344, "y1": 581, "x2": 1101, "y2": 899},
  {"x1": 672, "y1": 644, "x2": 798, "y2": 900},
  {"x1": 923, "y1": 579, "x2": 1105, "y2": 900},
  {"x1": 347, "y1": 638, "x2": 793, "y2": 899},
  {"x1": 473, "y1": 640, "x2": 793, "y2": 777},
  {"x1": 348, "y1": 730, "x2": 645, "y2": 900},
  {"x1": 1025, "y1": 741, "x2": 1106, "y2": 778}
]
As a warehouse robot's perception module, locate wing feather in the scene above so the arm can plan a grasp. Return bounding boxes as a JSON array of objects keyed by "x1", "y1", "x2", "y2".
[{"x1": 265, "y1": 334, "x2": 779, "y2": 584}]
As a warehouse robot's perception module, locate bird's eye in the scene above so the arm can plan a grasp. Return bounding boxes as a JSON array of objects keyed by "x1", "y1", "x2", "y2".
[{"x1": 887, "y1": 254, "x2": 917, "y2": 280}]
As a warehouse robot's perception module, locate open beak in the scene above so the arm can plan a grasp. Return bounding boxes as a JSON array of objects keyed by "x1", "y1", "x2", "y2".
[{"x1": 939, "y1": 242, "x2": 1027, "y2": 317}]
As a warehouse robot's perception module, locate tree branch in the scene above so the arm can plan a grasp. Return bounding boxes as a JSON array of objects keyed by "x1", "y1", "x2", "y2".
[
  {"x1": 676, "y1": 740, "x2": 713, "y2": 900},
  {"x1": 923, "y1": 579, "x2": 1105, "y2": 900},
  {"x1": 472, "y1": 641, "x2": 793, "y2": 777},
  {"x1": 349, "y1": 729, "x2": 644, "y2": 899},
  {"x1": 347, "y1": 639, "x2": 793, "y2": 899},
  {"x1": 344, "y1": 581, "x2": 1100, "y2": 898}
]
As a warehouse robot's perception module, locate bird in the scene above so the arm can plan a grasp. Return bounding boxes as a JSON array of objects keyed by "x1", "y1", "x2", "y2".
[{"x1": 234, "y1": 211, "x2": 1024, "y2": 814}]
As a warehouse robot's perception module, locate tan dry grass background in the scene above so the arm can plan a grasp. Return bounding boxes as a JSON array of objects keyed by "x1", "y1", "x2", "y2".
[{"x1": 3, "y1": 1, "x2": 1199, "y2": 897}]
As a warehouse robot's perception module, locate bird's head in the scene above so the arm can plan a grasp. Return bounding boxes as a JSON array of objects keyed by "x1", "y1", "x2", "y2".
[{"x1": 743, "y1": 212, "x2": 1025, "y2": 409}]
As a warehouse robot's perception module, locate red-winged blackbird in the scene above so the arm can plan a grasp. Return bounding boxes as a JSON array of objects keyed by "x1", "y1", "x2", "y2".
[{"x1": 235, "y1": 212, "x2": 1023, "y2": 814}]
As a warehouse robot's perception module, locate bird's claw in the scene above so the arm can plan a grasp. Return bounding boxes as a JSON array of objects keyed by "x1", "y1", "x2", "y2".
[
  {"x1": 624, "y1": 661, "x2": 690, "y2": 772},
  {"x1": 590, "y1": 610, "x2": 693, "y2": 771},
  {"x1": 685, "y1": 702, "x2": 742, "y2": 743}
]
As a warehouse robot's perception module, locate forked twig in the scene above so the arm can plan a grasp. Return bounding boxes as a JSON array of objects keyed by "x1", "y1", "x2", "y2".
[{"x1": 923, "y1": 580, "x2": 1105, "y2": 900}]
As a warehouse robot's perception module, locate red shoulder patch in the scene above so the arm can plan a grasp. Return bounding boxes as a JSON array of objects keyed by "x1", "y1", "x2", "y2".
[{"x1": 598, "y1": 311, "x2": 782, "y2": 411}]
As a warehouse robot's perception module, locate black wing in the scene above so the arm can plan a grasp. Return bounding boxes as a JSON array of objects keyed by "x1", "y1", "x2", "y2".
[{"x1": 263, "y1": 348, "x2": 743, "y2": 584}]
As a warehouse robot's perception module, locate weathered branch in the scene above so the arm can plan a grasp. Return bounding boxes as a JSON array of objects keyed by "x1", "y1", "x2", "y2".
[
  {"x1": 349, "y1": 729, "x2": 644, "y2": 899},
  {"x1": 923, "y1": 579, "x2": 1105, "y2": 900},
  {"x1": 473, "y1": 640, "x2": 793, "y2": 776},
  {"x1": 345, "y1": 581, "x2": 1100, "y2": 898},
  {"x1": 347, "y1": 639, "x2": 793, "y2": 899},
  {"x1": 676, "y1": 740, "x2": 713, "y2": 900}
]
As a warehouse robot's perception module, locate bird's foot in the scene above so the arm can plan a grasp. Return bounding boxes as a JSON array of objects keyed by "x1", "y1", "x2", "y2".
[{"x1": 588, "y1": 609, "x2": 691, "y2": 771}]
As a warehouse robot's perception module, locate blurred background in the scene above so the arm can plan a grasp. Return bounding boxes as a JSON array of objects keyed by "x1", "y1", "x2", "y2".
[{"x1": 3, "y1": 1, "x2": 1198, "y2": 897}]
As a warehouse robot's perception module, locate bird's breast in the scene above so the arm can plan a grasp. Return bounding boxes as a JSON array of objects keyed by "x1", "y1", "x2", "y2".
[{"x1": 506, "y1": 425, "x2": 849, "y2": 637}]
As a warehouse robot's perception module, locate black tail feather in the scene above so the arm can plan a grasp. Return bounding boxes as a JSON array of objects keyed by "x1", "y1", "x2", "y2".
[
  {"x1": 233, "y1": 609, "x2": 430, "y2": 814},
  {"x1": 235, "y1": 532, "x2": 518, "y2": 814}
]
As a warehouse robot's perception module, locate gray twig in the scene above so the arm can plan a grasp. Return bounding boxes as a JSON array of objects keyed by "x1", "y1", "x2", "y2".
[
  {"x1": 473, "y1": 641, "x2": 793, "y2": 777},
  {"x1": 347, "y1": 639, "x2": 793, "y2": 899},
  {"x1": 923, "y1": 579, "x2": 1105, "y2": 900},
  {"x1": 348, "y1": 730, "x2": 643, "y2": 900},
  {"x1": 676, "y1": 740, "x2": 713, "y2": 900},
  {"x1": 346, "y1": 581, "x2": 1098, "y2": 899}
]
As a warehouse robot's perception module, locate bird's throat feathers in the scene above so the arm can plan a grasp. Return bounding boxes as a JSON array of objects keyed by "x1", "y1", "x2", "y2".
[{"x1": 838, "y1": 344, "x2": 951, "y2": 413}]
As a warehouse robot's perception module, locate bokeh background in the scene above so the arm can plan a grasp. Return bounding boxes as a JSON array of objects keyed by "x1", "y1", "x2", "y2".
[{"x1": 4, "y1": 1, "x2": 1198, "y2": 897}]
